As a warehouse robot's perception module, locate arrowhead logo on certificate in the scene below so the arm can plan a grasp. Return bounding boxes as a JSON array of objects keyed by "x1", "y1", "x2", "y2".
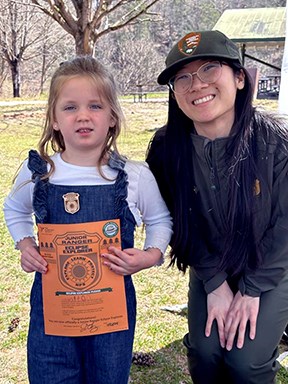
[{"x1": 38, "y1": 219, "x2": 128, "y2": 337}]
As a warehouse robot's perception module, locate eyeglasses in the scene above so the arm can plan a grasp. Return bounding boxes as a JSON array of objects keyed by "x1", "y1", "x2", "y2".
[{"x1": 168, "y1": 61, "x2": 224, "y2": 94}]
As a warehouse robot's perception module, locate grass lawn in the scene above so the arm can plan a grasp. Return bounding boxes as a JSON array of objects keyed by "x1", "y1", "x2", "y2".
[{"x1": 0, "y1": 98, "x2": 287, "y2": 383}]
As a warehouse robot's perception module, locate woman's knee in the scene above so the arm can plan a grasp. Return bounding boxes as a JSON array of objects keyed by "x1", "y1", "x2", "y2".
[
  {"x1": 184, "y1": 332, "x2": 224, "y2": 374},
  {"x1": 225, "y1": 345, "x2": 279, "y2": 384}
]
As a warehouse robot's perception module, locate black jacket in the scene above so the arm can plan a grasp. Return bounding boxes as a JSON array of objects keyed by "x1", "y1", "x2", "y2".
[{"x1": 146, "y1": 114, "x2": 288, "y2": 297}]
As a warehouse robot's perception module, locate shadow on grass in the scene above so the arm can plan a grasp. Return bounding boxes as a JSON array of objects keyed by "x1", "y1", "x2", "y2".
[
  {"x1": 130, "y1": 338, "x2": 192, "y2": 384},
  {"x1": 130, "y1": 337, "x2": 288, "y2": 384}
]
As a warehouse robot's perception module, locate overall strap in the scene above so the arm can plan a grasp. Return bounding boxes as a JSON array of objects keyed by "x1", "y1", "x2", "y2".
[
  {"x1": 109, "y1": 151, "x2": 136, "y2": 247},
  {"x1": 27, "y1": 150, "x2": 49, "y2": 223}
]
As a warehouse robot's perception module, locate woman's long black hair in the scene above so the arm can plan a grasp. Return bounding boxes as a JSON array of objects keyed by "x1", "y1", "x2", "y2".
[{"x1": 151, "y1": 61, "x2": 287, "y2": 275}]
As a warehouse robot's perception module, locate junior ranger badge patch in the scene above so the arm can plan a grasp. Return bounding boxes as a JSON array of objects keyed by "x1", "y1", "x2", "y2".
[{"x1": 63, "y1": 192, "x2": 80, "y2": 214}]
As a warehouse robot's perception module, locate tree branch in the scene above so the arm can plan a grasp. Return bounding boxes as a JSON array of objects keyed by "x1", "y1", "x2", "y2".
[
  {"x1": 95, "y1": 0, "x2": 161, "y2": 41},
  {"x1": 91, "y1": 0, "x2": 161, "y2": 36},
  {"x1": 31, "y1": 0, "x2": 77, "y2": 35}
]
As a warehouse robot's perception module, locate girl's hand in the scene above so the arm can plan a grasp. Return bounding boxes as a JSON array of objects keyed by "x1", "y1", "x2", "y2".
[
  {"x1": 101, "y1": 246, "x2": 162, "y2": 275},
  {"x1": 17, "y1": 237, "x2": 47, "y2": 274},
  {"x1": 224, "y1": 291, "x2": 259, "y2": 351},
  {"x1": 206, "y1": 280, "x2": 234, "y2": 348}
]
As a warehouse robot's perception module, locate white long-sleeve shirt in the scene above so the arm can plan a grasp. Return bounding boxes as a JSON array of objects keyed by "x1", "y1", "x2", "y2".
[{"x1": 3, "y1": 153, "x2": 173, "y2": 256}]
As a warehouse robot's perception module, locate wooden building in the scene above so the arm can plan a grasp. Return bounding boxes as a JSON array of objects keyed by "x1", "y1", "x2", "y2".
[{"x1": 213, "y1": 7, "x2": 286, "y2": 99}]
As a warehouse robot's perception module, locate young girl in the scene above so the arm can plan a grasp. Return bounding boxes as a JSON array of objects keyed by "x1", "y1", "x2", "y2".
[
  {"x1": 3, "y1": 56, "x2": 172, "y2": 384},
  {"x1": 146, "y1": 30, "x2": 288, "y2": 383}
]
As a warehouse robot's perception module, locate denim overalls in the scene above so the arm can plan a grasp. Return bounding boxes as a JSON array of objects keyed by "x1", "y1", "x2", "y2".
[{"x1": 27, "y1": 150, "x2": 137, "y2": 384}]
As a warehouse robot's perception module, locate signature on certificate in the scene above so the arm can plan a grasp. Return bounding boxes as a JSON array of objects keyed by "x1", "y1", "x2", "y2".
[{"x1": 80, "y1": 321, "x2": 99, "y2": 333}]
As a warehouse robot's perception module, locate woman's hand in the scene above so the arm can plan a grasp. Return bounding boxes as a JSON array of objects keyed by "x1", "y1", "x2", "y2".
[
  {"x1": 224, "y1": 291, "x2": 259, "y2": 351},
  {"x1": 101, "y1": 246, "x2": 162, "y2": 275},
  {"x1": 206, "y1": 281, "x2": 234, "y2": 348},
  {"x1": 17, "y1": 237, "x2": 47, "y2": 274}
]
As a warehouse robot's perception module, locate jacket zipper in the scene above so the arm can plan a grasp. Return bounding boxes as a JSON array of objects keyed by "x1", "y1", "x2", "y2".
[
  {"x1": 204, "y1": 141, "x2": 226, "y2": 228},
  {"x1": 204, "y1": 141, "x2": 216, "y2": 191}
]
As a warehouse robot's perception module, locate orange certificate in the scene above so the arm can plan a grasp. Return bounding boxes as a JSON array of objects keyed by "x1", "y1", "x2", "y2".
[{"x1": 38, "y1": 219, "x2": 128, "y2": 337}]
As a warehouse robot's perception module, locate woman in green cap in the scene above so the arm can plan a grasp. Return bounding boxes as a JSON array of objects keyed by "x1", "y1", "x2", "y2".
[{"x1": 146, "y1": 30, "x2": 288, "y2": 383}]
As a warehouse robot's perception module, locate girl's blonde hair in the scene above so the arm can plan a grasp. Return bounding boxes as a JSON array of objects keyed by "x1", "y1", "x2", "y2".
[{"x1": 38, "y1": 56, "x2": 124, "y2": 177}]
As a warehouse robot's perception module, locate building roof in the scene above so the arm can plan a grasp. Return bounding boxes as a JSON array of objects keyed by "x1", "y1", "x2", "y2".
[{"x1": 213, "y1": 7, "x2": 286, "y2": 47}]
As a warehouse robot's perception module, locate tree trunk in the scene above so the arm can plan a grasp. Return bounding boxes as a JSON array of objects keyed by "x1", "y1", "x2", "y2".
[
  {"x1": 10, "y1": 59, "x2": 21, "y2": 98},
  {"x1": 75, "y1": 30, "x2": 94, "y2": 55},
  {"x1": 40, "y1": 45, "x2": 47, "y2": 94}
]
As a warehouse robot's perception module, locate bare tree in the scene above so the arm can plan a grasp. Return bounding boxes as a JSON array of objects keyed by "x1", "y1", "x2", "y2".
[
  {"x1": 35, "y1": 20, "x2": 73, "y2": 94},
  {"x1": 31, "y1": 0, "x2": 162, "y2": 55},
  {"x1": 0, "y1": 0, "x2": 51, "y2": 97},
  {"x1": 98, "y1": 32, "x2": 163, "y2": 93}
]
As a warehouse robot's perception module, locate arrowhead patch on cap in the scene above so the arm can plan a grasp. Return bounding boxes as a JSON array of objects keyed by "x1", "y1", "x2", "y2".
[{"x1": 178, "y1": 32, "x2": 201, "y2": 56}]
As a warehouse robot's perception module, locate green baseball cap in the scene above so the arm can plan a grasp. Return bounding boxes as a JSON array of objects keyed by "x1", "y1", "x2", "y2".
[{"x1": 158, "y1": 30, "x2": 242, "y2": 85}]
